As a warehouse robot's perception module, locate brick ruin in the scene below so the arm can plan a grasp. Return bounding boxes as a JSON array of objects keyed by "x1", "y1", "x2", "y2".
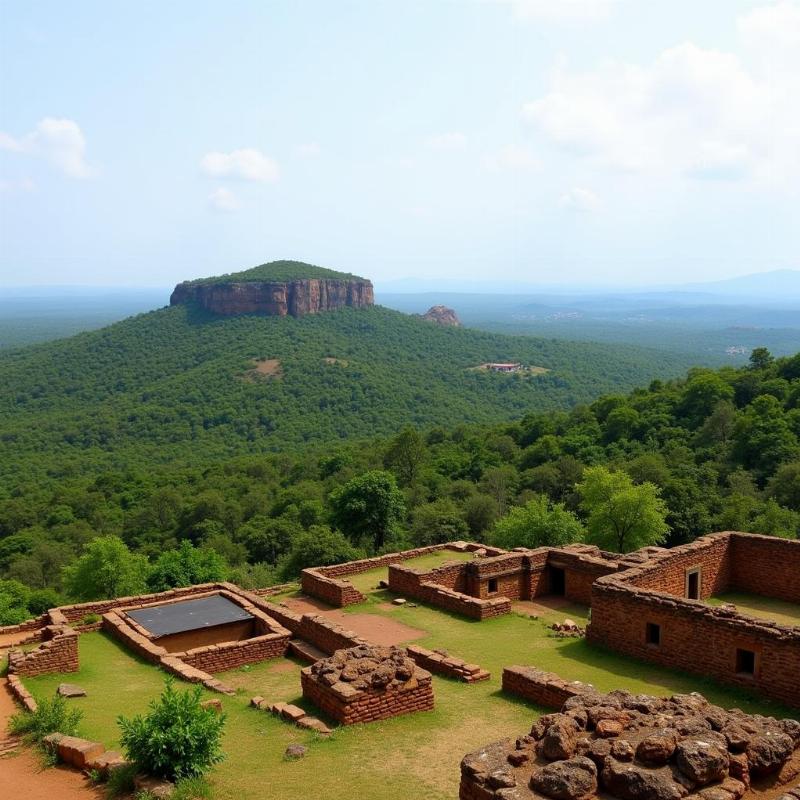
[
  {"x1": 461, "y1": 671, "x2": 800, "y2": 800},
  {"x1": 301, "y1": 644, "x2": 434, "y2": 725},
  {"x1": 587, "y1": 532, "x2": 800, "y2": 709},
  {"x1": 300, "y1": 532, "x2": 800, "y2": 710}
]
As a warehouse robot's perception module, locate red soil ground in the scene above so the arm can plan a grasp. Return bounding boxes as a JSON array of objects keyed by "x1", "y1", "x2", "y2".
[
  {"x1": 0, "y1": 677, "x2": 103, "y2": 799},
  {"x1": 280, "y1": 596, "x2": 426, "y2": 646}
]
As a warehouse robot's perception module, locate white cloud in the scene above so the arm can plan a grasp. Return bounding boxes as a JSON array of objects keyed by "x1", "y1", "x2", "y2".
[
  {"x1": 295, "y1": 142, "x2": 321, "y2": 158},
  {"x1": 208, "y1": 187, "x2": 240, "y2": 212},
  {"x1": 201, "y1": 148, "x2": 279, "y2": 182},
  {"x1": 559, "y1": 187, "x2": 599, "y2": 212},
  {"x1": 484, "y1": 144, "x2": 541, "y2": 171},
  {"x1": 0, "y1": 118, "x2": 93, "y2": 178},
  {"x1": 494, "y1": 0, "x2": 620, "y2": 21},
  {"x1": 426, "y1": 132, "x2": 467, "y2": 151}
]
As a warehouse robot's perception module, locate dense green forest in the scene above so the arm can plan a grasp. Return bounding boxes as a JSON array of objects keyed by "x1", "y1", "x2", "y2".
[
  {"x1": 1, "y1": 349, "x2": 798, "y2": 622},
  {"x1": 0, "y1": 304, "x2": 695, "y2": 487}
]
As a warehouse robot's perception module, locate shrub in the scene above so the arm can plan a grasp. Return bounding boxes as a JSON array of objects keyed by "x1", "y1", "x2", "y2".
[
  {"x1": 9, "y1": 694, "x2": 82, "y2": 743},
  {"x1": 105, "y1": 762, "x2": 137, "y2": 798},
  {"x1": 118, "y1": 678, "x2": 225, "y2": 781}
]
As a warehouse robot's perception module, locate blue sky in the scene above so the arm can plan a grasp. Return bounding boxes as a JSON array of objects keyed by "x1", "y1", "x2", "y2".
[{"x1": 1, "y1": 0, "x2": 798, "y2": 288}]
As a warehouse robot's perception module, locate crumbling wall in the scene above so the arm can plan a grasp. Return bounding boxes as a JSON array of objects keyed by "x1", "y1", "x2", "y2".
[
  {"x1": 502, "y1": 666, "x2": 595, "y2": 709},
  {"x1": 7, "y1": 625, "x2": 78, "y2": 677}
]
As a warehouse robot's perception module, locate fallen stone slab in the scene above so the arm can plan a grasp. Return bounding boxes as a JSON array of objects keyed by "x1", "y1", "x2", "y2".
[
  {"x1": 57, "y1": 683, "x2": 87, "y2": 698},
  {"x1": 392, "y1": 598, "x2": 407, "y2": 605},
  {"x1": 55, "y1": 735, "x2": 105, "y2": 769},
  {"x1": 201, "y1": 698, "x2": 223, "y2": 713},
  {"x1": 280, "y1": 704, "x2": 307, "y2": 723},
  {"x1": 297, "y1": 716, "x2": 332, "y2": 736}
]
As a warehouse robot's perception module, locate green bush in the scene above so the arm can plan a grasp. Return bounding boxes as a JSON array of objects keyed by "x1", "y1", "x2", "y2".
[
  {"x1": 9, "y1": 694, "x2": 82, "y2": 743},
  {"x1": 118, "y1": 678, "x2": 225, "y2": 781}
]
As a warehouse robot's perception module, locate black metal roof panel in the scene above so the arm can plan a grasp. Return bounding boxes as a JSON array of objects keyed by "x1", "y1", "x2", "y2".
[{"x1": 127, "y1": 594, "x2": 253, "y2": 638}]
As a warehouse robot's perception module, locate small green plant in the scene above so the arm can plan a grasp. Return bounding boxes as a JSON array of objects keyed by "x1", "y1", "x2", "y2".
[
  {"x1": 9, "y1": 695, "x2": 82, "y2": 744},
  {"x1": 80, "y1": 613, "x2": 102, "y2": 625},
  {"x1": 87, "y1": 767, "x2": 103, "y2": 785},
  {"x1": 118, "y1": 678, "x2": 226, "y2": 781},
  {"x1": 105, "y1": 762, "x2": 137, "y2": 798}
]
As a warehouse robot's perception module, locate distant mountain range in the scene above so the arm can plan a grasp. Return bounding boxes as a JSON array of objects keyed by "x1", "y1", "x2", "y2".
[{"x1": 376, "y1": 269, "x2": 800, "y2": 302}]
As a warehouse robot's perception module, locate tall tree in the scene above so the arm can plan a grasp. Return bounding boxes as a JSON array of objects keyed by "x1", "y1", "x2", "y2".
[
  {"x1": 383, "y1": 427, "x2": 426, "y2": 485},
  {"x1": 577, "y1": 466, "x2": 669, "y2": 553},
  {"x1": 490, "y1": 495, "x2": 584, "y2": 550},
  {"x1": 63, "y1": 535, "x2": 148, "y2": 601},
  {"x1": 329, "y1": 470, "x2": 406, "y2": 551}
]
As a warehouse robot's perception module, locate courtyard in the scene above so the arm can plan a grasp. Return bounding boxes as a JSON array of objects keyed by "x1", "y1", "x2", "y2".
[{"x1": 17, "y1": 574, "x2": 797, "y2": 800}]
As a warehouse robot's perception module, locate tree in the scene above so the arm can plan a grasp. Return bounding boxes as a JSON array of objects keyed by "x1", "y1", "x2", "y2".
[
  {"x1": 281, "y1": 526, "x2": 362, "y2": 578},
  {"x1": 577, "y1": 466, "x2": 669, "y2": 553},
  {"x1": 679, "y1": 370, "x2": 735, "y2": 427},
  {"x1": 384, "y1": 427, "x2": 426, "y2": 485},
  {"x1": 749, "y1": 347, "x2": 774, "y2": 371},
  {"x1": 240, "y1": 516, "x2": 301, "y2": 565},
  {"x1": 329, "y1": 471, "x2": 406, "y2": 551},
  {"x1": 411, "y1": 499, "x2": 468, "y2": 546},
  {"x1": 462, "y1": 494, "x2": 499, "y2": 537},
  {"x1": 62, "y1": 536, "x2": 148, "y2": 601},
  {"x1": 146, "y1": 541, "x2": 227, "y2": 592},
  {"x1": 733, "y1": 395, "x2": 799, "y2": 480},
  {"x1": 767, "y1": 462, "x2": 800, "y2": 511},
  {"x1": 118, "y1": 678, "x2": 225, "y2": 781},
  {"x1": 490, "y1": 496, "x2": 584, "y2": 550},
  {"x1": 0, "y1": 579, "x2": 31, "y2": 625}
]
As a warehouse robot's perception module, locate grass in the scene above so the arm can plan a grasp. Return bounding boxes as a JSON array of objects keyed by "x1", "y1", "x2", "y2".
[
  {"x1": 346, "y1": 549, "x2": 474, "y2": 595},
  {"x1": 18, "y1": 593, "x2": 797, "y2": 800},
  {"x1": 707, "y1": 591, "x2": 800, "y2": 628}
]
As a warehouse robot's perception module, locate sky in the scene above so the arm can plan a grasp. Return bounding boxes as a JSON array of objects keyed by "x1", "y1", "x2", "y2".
[{"x1": 0, "y1": 0, "x2": 798, "y2": 289}]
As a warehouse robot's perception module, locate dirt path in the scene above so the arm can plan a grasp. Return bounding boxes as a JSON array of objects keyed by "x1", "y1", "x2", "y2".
[
  {"x1": 0, "y1": 677, "x2": 103, "y2": 799},
  {"x1": 280, "y1": 596, "x2": 426, "y2": 646}
]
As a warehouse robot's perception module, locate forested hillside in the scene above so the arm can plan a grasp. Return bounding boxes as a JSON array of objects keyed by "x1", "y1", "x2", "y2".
[
  {"x1": 0, "y1": 303, "x2": 695, "y2": 486},
  {"x1": 1, "y1": 350, "x2": 798, "y2": 621}
]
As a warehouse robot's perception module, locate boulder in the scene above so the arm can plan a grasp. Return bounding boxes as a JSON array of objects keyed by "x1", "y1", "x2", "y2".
[
  {"x1": 541, "y1": 719, "x2": 580, "y2": 761},
  {"x1": 637, "y1": 730, "x2": 679, "y2": 765},
  {"x1": 285, "y1": 744, "x2": 307, "y2": 760},
  {"x1": 601, "y1": 758, "x2": 691, "y2": 800},
  {"x1": 746, "y1": 732, "x2": 795, "y2": 776},
  {"x1": 675, "y1": 739, "x2": 729, "y2": 786},
  {"x1": 530, "y1": 756, "x2": 598, "y2": 800}
]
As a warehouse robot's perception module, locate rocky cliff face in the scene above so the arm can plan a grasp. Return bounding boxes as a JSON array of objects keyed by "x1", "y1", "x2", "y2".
[
  {"x1": 419, "y1": 305, "x2": 461, "y2": 326},
  {"x1": 170, "y1": 278, "x2": 374, "y2": 317}
]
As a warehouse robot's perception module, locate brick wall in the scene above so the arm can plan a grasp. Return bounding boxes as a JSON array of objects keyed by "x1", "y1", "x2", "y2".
[
  {"x1": 623, "y1": 533, "x2": 732, "y2": 599},
  {"x1": 298, "y1": 614, "x2": 367, "y2": 654},
  {"x1": 406, "y1": 644, "x2": 489, "y2": 682},
  {"x1": 8, "y1": 625, "x2": 79, "y2": 677},
  {"x1": 731, "y1": 533, "x2": 800, "y2": 603},
  {"x1": 300, "y1": 569, "x2": 366, "y2": 607},
  {"x1": 179, "y1": 632, "x2": 290, "y2": 672},
  {"x1": 387, "y1": 564, "x2": 512, "y2": 620},
  {"x1": 300, "y1": 666, "x2": 434, "y2": 724},
  {"x1": 501, "y1": 665, "x2": 594, "y2": 709},
  {"x1": 588, "y1": 579, "x2": 800, "y2": 709}
]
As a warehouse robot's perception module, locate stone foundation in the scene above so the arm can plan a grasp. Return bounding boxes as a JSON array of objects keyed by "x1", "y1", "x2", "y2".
[
  {"x1": 460, "y1": 686, "x2": 800, "y2": 800},
  {"x1": 301, "y1": 645, "x2": 434, "y2": 725}
]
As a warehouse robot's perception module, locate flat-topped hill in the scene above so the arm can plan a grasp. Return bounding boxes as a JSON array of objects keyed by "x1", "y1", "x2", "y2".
[{"x1": 171, "y1": 260, "x2": 373, "y2": 317}]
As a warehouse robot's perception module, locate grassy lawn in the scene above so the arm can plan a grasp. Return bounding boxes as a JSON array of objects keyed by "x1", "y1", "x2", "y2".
[
  {"x1": 707, "y1": 591, "x2": 800, "y2": 628},
  {"x1": 347, "y1": 549, "x2": 474, "y2": 595},
  {"x1": 17, "y1": 593, "x2": 797, "y2": 800}
]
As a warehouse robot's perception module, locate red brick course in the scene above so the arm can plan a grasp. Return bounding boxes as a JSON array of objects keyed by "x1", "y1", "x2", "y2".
[
  {"x1": 7, "y1": 625, "x2": 78, "y2": 677},
  {"x1": 588, "y1": 532, "x2": 800, "y2": 709},
  {"x1": 501, "y1": 665, "x2": 595, "y2": 709}
]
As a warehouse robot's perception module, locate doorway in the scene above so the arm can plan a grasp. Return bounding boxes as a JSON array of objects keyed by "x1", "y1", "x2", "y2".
[
  {"x1": 686, "y1": 568, "x2": 701, "y2": 600},
  {"x1": 549, "y1": 567, "x2": 566, "y2": 596}
]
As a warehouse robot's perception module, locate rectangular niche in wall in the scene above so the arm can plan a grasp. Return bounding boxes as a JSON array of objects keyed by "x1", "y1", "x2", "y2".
[
  {"x1": 736, "y1": 648, "x2": 757, "y2": 677},
  {"x1": 645, "y1": 622, "x2": 661, "y2": 647}
]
